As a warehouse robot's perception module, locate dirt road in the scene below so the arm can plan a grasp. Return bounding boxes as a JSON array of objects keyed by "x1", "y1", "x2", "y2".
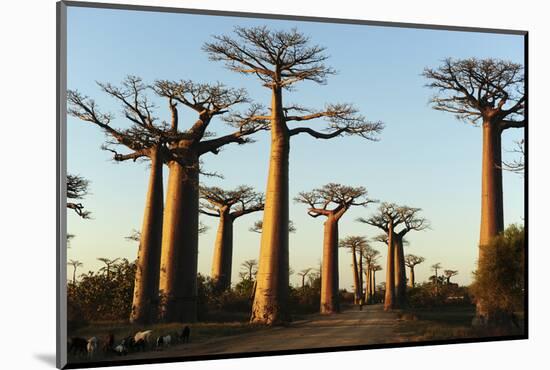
[{"x1": 132, "y1": 304, "x2": 407, "y2": 360}]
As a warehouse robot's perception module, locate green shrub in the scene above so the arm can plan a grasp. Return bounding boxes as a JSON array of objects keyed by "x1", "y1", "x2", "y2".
[{"x1": 470, "y1": 224, "x2": 525, "y2": 316}]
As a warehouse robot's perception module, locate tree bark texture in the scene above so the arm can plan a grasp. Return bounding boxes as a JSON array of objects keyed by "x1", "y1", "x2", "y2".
[
  {"x1": 320, "y1": 216, "x2": 340, "y2": 314},
  {"x1": 394, "y1": 237, "x2": 407, "y2": 307},
  {"x1": 211, "y1": 210, "x2": 235, "y2": 290},
  {"x1": 351, "y1": 246, "x2": 361, "y2": 304},
  {"x1": 251, "y1": 87, "x2": 290, "y2": 325},
  {"x1": 384, "y1": 227, "x2": 396, "y2": 311},
  {"x1": 159, "y1": 155, "x2": 200, "y2": 323},
  {"x1": 479, "y1": 120, "x2": 504, "y2": 249},
  {"x1": 131, "y1": 148, "x2": 164, "y2": 324}
]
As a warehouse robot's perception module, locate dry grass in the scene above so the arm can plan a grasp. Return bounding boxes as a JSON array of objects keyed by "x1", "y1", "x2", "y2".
[{"x1": 395, "y1": 306, "x2": 525, "y2": 341}]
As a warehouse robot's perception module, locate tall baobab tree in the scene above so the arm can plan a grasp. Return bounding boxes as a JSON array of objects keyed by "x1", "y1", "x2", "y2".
[
  {"x1": 358, "y1": 203, "x2": 402, "y2": 311},
  {"x1": 431, "y1": 262, "x2": 442, "y2": 293},
  {"x1": 362, "y1": 245, "x2": 380, "y2": 303},
  {"x1": 298, "y1": 268, "x2": 313, "y2": 288},
  {"x1": 404, "y1": 254, "x2": 425, "y2": 287},
  {"x1": 205, "y1": 27, "x2": 383, "y2": 324},
  {"x1": 393, "y1": 207, "x2": 429, "y2": 306},
  {"x1": 68, "y1": 76, "x2": 172, "y2": 324},
  {"x1": 296, "y1": 183, "x2": 374, "y2": 314},
  {"x1": 339, "y1": 236, "x2": 369, "y2": 304},
  {"x1": 152, "y1": 80, "x2": 268, "y2": 323},
  {"x1": 67, "y1": 259, "x2": 83, "y2": 285},
  {"x1": 67, "y1": 174, "x2": 91, "y2": 219},
  {"x1": 423, "y1": 58, "x2": 524, "y2": 321},
  {"x1": 444, "y1": 269, "x2": 459, "y2": 284},
  {"x1": 200, "y1": 185, "x2": 264, "y2": 290}
]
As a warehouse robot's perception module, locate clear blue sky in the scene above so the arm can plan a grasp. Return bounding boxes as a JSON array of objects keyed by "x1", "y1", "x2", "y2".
[{"x1": 66, "y1": 6, "x2": 524, "y2": 288}]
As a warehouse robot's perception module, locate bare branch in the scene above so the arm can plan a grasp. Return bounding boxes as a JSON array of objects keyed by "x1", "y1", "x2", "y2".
[{"x1": 423, "y1": 58, "x2": 525, "y2": 125}]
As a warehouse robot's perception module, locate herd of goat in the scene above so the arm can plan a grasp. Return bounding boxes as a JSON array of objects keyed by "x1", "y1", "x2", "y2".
[{"x1": 68, "y1": 326, "x2": 191, "y2": 360}]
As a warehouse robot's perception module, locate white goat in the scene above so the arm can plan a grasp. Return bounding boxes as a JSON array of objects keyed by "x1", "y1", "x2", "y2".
[{"x1": 156, "y1": 334, "x2": 172, "y2": 348}]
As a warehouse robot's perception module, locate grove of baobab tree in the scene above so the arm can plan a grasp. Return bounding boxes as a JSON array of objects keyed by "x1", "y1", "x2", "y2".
[
  {"x1": 204, "y1": 27, "x2": 384, "y2": 324},
  {"x1": 199, "y1": 185, "x2": 264, "y2": 290},
  {"x1": 404, "y1": 254, "x2": 425, "y2": 287},
  {"x1": 339, "y1": 236, "x2": 370, "y2": 304},
  {"x1": 369, "y1": 264, "x2": 382, "y2": 303},
  {"x1": 362, "y1": 245, "x2": 380, "y2": 303},
  {"x1": 393, "y1": 207, "x2": 429, "y2": 306},
  {"x1": 358, "y1": 204, "x2": 401, "y2": 311},
  {"x1": 358, "y1": 203, "x2": 428, "y2": 309},
  {"x1": 296, "y1": 183, "x2": 374, "y2": 314},
  {"x1": 423, "y1": 58, "x2": 524, "y2": 323}
]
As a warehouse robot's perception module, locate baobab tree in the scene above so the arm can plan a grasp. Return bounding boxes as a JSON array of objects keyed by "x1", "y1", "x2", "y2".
[
  {"x1": 339, "y1": 236, "x2": 369, "y2": 304},
  {"x1": 67, "y1": 174, "x2": 91, "y2": 219},
  {"x1": 152, "y1": 80, "x2": 269, "y2": 323},
  {"x1": 392, "y1": 207, "x2": 429, "y2": 305},
  {"x1": 444, "y1": 269, "x2": 459, "y2": 284},
  {"x1": 199, "y1": 185, "x2": 264, "y2": 290},
  {"x1": 205, "y1": 27, "x2": 383, "y2": 324},
  {"x1": 431, "y1": 262, "x2": 442, "y2": 293},
  {"x1": 404, "y1": 254, "x2": 425, "y2": 287},
  {"x1": 424, "y1": 58, "x2": 524, "y2": 321},
  {"x1": 358, "y1": 203, "x2": 402, "y2": 310},
  {"x1": 296, "y1": 183, "x2": 374, "y2": 314},
  {"x1": 362, "y1": 245, "x2": 380, "y2": 303},
  {"x1": 298, "y1": 268, "x2": 313, "y2": 288},
  {"x1": 68, "y1": 76, "x2": 172, "y2": 324},
  {"x1": 67, "y1": 259, "x2": 83, "y2": 285}
]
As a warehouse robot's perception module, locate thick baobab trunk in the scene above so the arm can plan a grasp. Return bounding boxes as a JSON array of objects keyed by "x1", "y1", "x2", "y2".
[
  {"x1": 351, "y1": 247, "x2": 361, "y2": 304},
  {"x1": 476, "y1": 120, "x2": 504, "y2": 323},
  {"x1": 159, "y1": 155, "x2": 200, "y2": 323},
  {"x1": 251, "y1": 87, "x2": 290, "y2": 325},
  {"x1": 211, "y1": 210, "x2": 234, "y2": 290},
  {"x1": 131, "y1": 148, "x2": 164, "y2": 324},
  {"x1": 394, "y1": 237, "x2": 407, "y2": 307},
  {"x1": 320, "y1": 216, "x2": 340, "y2": 314},
  {"x1": 384, "y1": 229, "x2": 395, "y2": 311},
  {"x1": 479, "y1": 120, "x2": 504, "y2": 248},
  {"x1": 409, "y1": 266, "x2": 415, "y2": 288}
]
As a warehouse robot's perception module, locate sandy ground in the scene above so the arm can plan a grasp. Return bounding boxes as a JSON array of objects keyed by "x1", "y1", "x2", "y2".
[{"x1": 124, "y1": 304, "x2": 408, "y2": 360}]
